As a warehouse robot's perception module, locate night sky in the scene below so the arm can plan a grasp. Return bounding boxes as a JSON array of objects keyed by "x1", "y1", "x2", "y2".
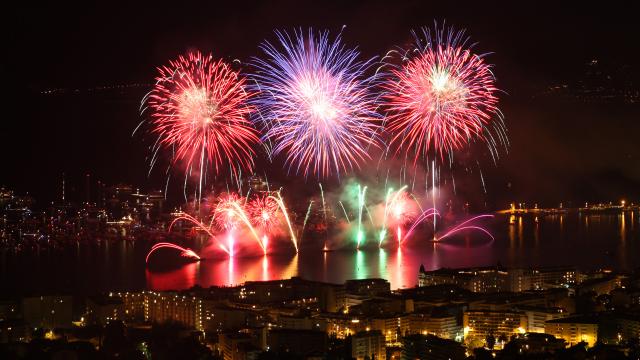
[{"x1": 3, "y1": 2, "x2": 639, "y2": 207}]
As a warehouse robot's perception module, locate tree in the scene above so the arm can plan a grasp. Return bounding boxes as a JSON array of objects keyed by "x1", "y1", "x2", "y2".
[
  {"x1": 402, "y1": 334, "x2": 428, "y2": 359},
  {"x1": 485, "y1": 334, "x2": 496, "y2": 350},
  {"x1": 497, "y1": 333, "x2": 508, "y2": 346},
  {"x1": 102, "y1": 320, "x2": 128, "y2": 356}
]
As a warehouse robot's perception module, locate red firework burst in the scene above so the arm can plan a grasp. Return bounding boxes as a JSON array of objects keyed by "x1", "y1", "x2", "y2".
[
  {"x1": 145, "y1": 51, "x2": 259, "y2": 191},
  {"x1": 247, "y1": 195, "x2": 280, "y2": 229},
  {"x1": 383, "y1": 26, "x2": 501, "y2": 162}
]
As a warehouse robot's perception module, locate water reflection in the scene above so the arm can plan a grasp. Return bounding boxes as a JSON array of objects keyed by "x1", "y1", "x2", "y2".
[
  {"x1": 146, "y1": 239, "x2": 500, "y2": 290},
  {"x1": 4, "y1": 212, "x2": 636, "y2": 296},
  {"x1": 144, "y1": 212, "x2": 639, "y2": 291},
  {"x1": 146, "y1": 262, "x2": 198, "y2": 291}
]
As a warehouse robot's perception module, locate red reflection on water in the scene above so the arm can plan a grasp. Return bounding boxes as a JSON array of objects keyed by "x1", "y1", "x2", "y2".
[
  {"x1": 146, "y1": 262, "x2": 198, "y2": 291},
  {"x1": 145, "y1": 254, "x2": 302, "y2": 290},
  {"x1": 381, "y1": 247, "x2": 418, "y2": 290},
  {"x1": 145, "y1": 239, "x2": 496, "y2": 291}
]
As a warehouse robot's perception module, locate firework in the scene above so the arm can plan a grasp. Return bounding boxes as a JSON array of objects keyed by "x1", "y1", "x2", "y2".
[
  {"x1": 378, "y1": 186, "x2": 418, "y2": 247},
  {"x1": 356, "y1": 185, "x2": 367, "y2": 248},
  {"x1": 383, "y1": 25, "x2": 504, "y2": 163},
  {"x1": 338, "y1": 201, "x2": 351, "y2": 224},
  {"x1": 300, "y1": 200, "x2": 314, "y2": 241},
  {"x1": 169, "y1": 212, "x2": 229, "y2": 254},
  {"x1": 402, "y1": 208, "x2": 440, "y2": 243},
  {"x1": 214, "y1": 193, "x2": 244, "y2": 230},
  {"x1": 247, "y1": 194, "x2": 280, "y2": 253},
  {"x1": 435, "y1": 214, "x2": 495, "y2": 242},
  {"x1": 215, "y1": 192, "x2": 266, "y2": 255},
  {"x1": 141, "y1": 51, "x2": 259, "y2": 199},
  {"x1": 251, "y1": 29, "x2": 381, "y2": 178},
  {"x1": 146, "y1": 242, "x2": 200, "y2": 264},
  {"x1": 268, "y1": 192, "x2": 298, "y2": 252},
  {"x1": 214, "y1": 193, "x2": 243, "y2": 257},
  {"x1": 389, "y1": 189, "x2": 414, "y2": 227},
  {"x1": 247, "y1": 194, "x2": 280, "y2": 229}
]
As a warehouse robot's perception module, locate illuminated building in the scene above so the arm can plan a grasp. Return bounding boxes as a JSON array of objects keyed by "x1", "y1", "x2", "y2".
[
  {"x1": 576, "y1": 276, "x2": 622, "y2": 296},
  {"x1": 418, "y1": 266, "x2": 509, "y2": 293},
  {"x1": 410, "y1": 308, "x2": 462, "y2": 340},
  {"x1": 345, "y1": 278, "x2": 391, "y2": 296},
  {"x1": 507, "y1": 333, "x2": 566, "y2": 354},
  {"x1": 610, "y1": 287, "x2": 640, "y2": 308},
  {"x1": 518, "y1": 306, "x2": 568, "y2": 333},
  {"x1": 218, "y1": 332, "x2": 258, "y2": 360},
  {"x1": 545, "y1": 316, "x2": 599, "y2": 347},
  {"x1": 81, "y1": 292, "x2": 144, "y2": 324},
  {"x1": 240, "y1": 277, "x2": 338, "y2": 312},
  {"x1": 527, "y1": 267, "x2": 580, "y2": 290},
  {"x1": 105, "y1": 184, "x2": 133, "y2": 219},
  {"x1": 120, "y1": 291, "x2": 145, "y2": 321},
  {"x1": 468, "y1": 292, "x2": 546, "y2": 311},
  {"x1": 339, "y1": 293, "x2": 368, "y2": 310},
  {"x1": 105, "y1": 184, "x2": 165, "y2": 223},
  {"x1": 85, "y1": 295, "x2": 124, "y2": 325},
  {"x1": 352, "y1": 330, "x2": 386, "y2": 360},
  {"x1": 369, "y1": 314, "x2": 410, "y2": 345},
  {"x1": 234, "y1": 342, "x2": 262, "y2": 360},
  {"x1": 463, "y1": 310, "x2": 527, "y2": 347},
  {"x1": 130, "y1": 189, "x2": 165, "y2": 222},
  {"x1": 144, "y1": 292, "x2": 203, "y2": 331},
  {"x1": 419, "y1": 265, "x2": 585, "y2": 293},
  {"x1": 321, "y1": 314, "x2": 364, "y2": 339},
  {"x1": 398, "y1": 285, "x2": 470, "y2": 310},
  {"x1": 202, "y1": 302, "x2": 252, "y2": 332},
  {"x1": 508, "y1": 268, "x2": 534, "y2": 292},
  {"x1": 321, "y1": 313, "x2": 364, "y2": 339},
  {"x1": 610, "y1": 314, "x2": 640, "y2": 344}
]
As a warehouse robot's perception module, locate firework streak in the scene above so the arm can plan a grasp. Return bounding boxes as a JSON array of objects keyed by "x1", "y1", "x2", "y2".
[{"x1": 145, "y1": 243, "x2": 200, "y2": 263}]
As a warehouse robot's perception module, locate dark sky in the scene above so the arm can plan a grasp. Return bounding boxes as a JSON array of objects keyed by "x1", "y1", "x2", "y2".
[{"x1": 3, "y1": 1, "x2": 639, "y2": 207}]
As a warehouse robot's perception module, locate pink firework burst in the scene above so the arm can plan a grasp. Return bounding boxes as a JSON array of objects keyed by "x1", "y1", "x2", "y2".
[
  {"x1": 142, "y1": 51, "x2": 259, "y2": 197},
  {"x1": 214, "y1": 193, "x2": 244, "y2": 230},
  {"x1": 383, "y1": 26, "x2": 503, "y2": 163},
  {"x1": 388, "y1": 190, "x2": 415, "y2": 226}
]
